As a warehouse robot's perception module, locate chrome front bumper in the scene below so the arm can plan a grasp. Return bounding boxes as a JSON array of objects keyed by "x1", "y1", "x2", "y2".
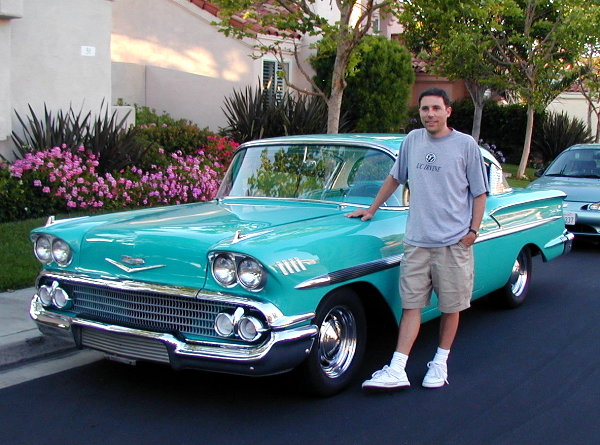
[{"x1": 30, "y1": 296, "x2": 318, "y2": 376}]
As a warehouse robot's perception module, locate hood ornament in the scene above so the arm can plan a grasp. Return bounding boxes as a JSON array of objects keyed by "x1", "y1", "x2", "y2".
[
  {"x1": 231, "y1": 229, "x2": 273, "y2": 244},
  {"x1": 105, "y1": 257, "x2": 166, "y2": 273}
]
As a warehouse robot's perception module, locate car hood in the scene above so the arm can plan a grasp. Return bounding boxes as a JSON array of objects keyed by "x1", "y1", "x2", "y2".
[
  {"x1": 41, "y1": 199, "x2": 349, "y2": 287},
  {"x1": 527, "y1": 176, "x2": 600, "y2": 203}
]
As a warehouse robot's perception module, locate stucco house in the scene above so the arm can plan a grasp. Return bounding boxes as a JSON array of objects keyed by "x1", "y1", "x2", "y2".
[{"x1": 3, "y1": 0, "x2": 592, "y2": 161}]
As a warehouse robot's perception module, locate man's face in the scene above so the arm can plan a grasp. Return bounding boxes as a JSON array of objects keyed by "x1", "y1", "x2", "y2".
[{"x1": 419, "y1": 95, "x2": 452, "y2": 137}]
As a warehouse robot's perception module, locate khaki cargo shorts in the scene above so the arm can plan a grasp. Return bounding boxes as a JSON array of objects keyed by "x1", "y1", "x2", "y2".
[{"x1": 400, "y1": 242, "x2": 474, "y2": 313}]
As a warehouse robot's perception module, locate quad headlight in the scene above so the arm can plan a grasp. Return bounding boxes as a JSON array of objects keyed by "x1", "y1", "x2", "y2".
[
  {"x1": 213, "y1": 307, "x2": 267, "y2": 342},
  {"x1": 34, "y1": 236, "x2": 53, "y2": 263},
  {"x1": 37, "y1": 280, "x2": 72, "y2": 309},
  {"x1": 33, "y1": 235, "x2": 73, "y2": 266},
  {"x1": 210, "y1": 252, "x2": 266, "y2": 291}
]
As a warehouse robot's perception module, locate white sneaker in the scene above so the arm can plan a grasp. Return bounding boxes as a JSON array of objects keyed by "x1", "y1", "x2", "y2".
[
  {"x1": 422, "y1": 361, "x2": 449, "y2": 388},
  {"x1": 362, "y1": 365, "x2": 410, "y2": 390}
]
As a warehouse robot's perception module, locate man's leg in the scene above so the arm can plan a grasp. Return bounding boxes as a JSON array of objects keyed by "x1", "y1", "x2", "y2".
[
  {"x1": 439, "y1": 311, "x2": 459, "y2": 350},
  {"x1": 396, "y1": 308, "x2": 422, "y2": 354}
]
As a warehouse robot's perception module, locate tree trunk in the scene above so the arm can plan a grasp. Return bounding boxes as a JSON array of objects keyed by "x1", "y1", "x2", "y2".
[
  {"x1": 464, "y1": 80, "x2": 486, "y2": 142},
  {"x1": 326, "y1": 42, "x2": 352, "y2": 134},
  {"x1": 517, "y1": 105, "x2": 535, "y2": 179}
]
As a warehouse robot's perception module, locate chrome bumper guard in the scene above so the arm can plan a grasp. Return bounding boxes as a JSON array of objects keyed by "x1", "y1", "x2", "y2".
[
  {"x1": 544, "y1": 230, "x2": 574, "y2": 255},
  {"x1": 30, "y1": 296, "x2": 317, "y2": 376}
]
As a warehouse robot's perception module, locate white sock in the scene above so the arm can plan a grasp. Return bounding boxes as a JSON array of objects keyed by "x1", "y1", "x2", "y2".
[
  {"x1": 432, "y1": 347, "x2": 450, "y2": 364},
  {"x1": 389, "y1": 351, "x2": 408, "y2": 372}
]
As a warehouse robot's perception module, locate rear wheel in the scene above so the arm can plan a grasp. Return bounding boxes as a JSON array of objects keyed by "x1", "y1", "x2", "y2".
[
  {"x1": 494, "y1": 247, "x2": 532, "y2": 308},
  {"x1": 298, "y1": 288, "x2": 366, "y2": 396}
]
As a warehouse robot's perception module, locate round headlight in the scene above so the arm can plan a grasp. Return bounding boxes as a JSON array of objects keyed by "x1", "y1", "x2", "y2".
[
  {"x1": 34, "y1": 236, "x2": 53, "y2": 263},
  {"x1": 214, "y1": 312, "x2": 235, "y2": 337},
  {"x1": 38, "y1": 285, "x2": 53, "y2": 306},
  {"x1": 237, "y1": 258, "x2": 264, "y2": 290},
  {"x1": 212, "y1": 254, "x2": 237, "y2": 287},
  {"x1": 52, "y1": 287, "x2": 72, "y2": 309},
  {"x1": 238, "y1": 316, "x2": 263, "y2": 342},
  {"x1": 52, "y1": 239, "x2": 72, "y2": 266}
]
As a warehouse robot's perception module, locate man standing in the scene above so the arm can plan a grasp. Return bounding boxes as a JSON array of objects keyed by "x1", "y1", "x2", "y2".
[{"x1": 346, "y1": 88, "x2": 489, "y2": 389}]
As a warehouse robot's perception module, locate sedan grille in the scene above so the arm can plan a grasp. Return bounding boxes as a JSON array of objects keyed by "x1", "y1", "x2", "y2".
[{"x1": 67, "y1": 283, "x2": 239, "y2": 338}]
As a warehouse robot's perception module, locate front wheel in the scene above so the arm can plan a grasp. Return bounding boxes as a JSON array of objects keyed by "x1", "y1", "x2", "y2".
[
  {"x1": 494, "y1": 247, "x2": 532, "y2": 308},
  {"x1": 298, "y1": 288, "x2": 366, "y2": 396}
]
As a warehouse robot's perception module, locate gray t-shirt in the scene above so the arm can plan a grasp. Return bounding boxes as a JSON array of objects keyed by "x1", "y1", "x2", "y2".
[{"x1": 390, "y1": 128, "x2": 489, "y2": 247}]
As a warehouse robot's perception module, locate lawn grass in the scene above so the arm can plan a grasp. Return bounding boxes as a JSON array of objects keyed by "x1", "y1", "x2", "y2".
[
  {"x1": 0, "y1": 216, "x2": 47, "y2": 291},
  {"x1": 0, "y1": 211, "x2": 94, "y2": 292},
  {"x1": 503, "y1": 163, "x2": 536, "y2": 188}
]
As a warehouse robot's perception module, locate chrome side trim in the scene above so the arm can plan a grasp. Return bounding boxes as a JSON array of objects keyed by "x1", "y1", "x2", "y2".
[
  {"x1": 487, "y1": 195, "x2": 566, "y2": 216},
  {"x1": 477, "y1": 216, "x2": 562, "y2": 243},
  {"x1": 35, "y1": 271, "x2": 313, "y2": 330},
  {"x1": 295, "y1": 253, "x2": 404, "y2": 290}
]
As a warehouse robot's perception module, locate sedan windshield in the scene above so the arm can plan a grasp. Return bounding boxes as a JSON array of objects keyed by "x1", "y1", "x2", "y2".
[
  {"x1": 545, "y1": 149, "x2": 600, "y2": 178},
  {"x1": 217, "y1": 144, "x2": 405, "y2": 206}
]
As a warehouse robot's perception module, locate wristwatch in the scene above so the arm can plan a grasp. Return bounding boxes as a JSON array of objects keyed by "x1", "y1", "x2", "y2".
[{"x1": 468, "y1": 228, "x2": 478, "y2": 236}]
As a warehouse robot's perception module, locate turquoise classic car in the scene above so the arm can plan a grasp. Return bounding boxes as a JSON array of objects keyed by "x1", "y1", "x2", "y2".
[{"x1": 29, "y1": 134, "x2": 573, "y2": 396}]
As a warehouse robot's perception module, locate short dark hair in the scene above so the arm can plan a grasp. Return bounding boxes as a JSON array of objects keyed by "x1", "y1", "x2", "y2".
[{"x1": 418, "y1": 88, "x2": 451, "y2": 107}]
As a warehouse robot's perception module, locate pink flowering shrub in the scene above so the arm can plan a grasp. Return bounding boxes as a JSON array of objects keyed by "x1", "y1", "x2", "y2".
[{"x1": 4, "y1": 140, "x2": 233, "y2": 220}]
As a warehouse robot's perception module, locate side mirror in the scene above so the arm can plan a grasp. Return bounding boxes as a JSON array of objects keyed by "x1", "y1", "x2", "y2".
[{"x1": 534, "y1": 168, "x2": 544, "y2": 178}]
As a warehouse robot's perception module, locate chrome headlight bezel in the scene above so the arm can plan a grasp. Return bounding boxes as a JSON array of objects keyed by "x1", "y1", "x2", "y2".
[
  {"x1": 34, "y1": 235, "x2": 53, "y2": 264},
  {"x1": 209, "y1": 252, "x2": 266, "y2": 292},
  {"x1": 52, "y1": 238, "x2": 73, "y2": 266},
  {"x1": 211, "y1": 253, "x2": 238, "y2": 287},
  {"x1": 32, "y1": 234, "x2": 73, "y2": 267}
]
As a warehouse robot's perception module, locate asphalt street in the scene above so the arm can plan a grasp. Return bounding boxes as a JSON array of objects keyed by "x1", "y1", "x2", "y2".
[{"x1": 0, "y1": 241, "x2": 598, "y2": 445}]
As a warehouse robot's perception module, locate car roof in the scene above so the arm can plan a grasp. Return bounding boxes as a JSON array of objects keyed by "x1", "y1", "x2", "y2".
[
  {"x1": 240, "y1": 134, "x2": 407, "y2": 155},
  {"x1": 564, "y1": 143, "x2": 600, "y2": 151}
]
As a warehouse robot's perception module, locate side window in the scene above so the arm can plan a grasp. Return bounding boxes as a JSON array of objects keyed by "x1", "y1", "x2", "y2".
[{"x1": 263, "y1": 60, "x2": 289, "y2": 106}]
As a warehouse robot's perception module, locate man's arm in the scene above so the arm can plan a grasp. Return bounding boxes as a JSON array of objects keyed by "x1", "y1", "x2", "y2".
[
  {"x1": 345, "y1": 175, "x2": 400, "y2": 221},
  {"x1": 460, "y1": 192, "x2": 487, "y2": 246}
]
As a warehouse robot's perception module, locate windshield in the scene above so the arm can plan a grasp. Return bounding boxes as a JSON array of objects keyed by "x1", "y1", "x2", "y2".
[
  {"x1": 217, "y1": 144, "x2": 405, "y2": 206},
  {"x1": 545, "y1": 149, "x2": 600, "y2": 178}
]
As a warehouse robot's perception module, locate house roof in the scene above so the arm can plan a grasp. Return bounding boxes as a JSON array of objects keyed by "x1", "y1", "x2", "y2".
[{"x1": 189, "y1": 0, "x2": 301, "y2": 39}]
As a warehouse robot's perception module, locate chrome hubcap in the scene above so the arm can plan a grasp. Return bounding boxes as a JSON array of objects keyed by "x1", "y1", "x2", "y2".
[
  {"x1": 509, "y1": 252, "x2": 529, "y2": 297},
  {"x1": 318, "y1": 305, "x2": 357, "y2": 378}
]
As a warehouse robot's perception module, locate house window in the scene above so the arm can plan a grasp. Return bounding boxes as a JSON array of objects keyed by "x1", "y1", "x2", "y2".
[{"x1": 262, "y1": 60, "x2": 289, "y2": 106}]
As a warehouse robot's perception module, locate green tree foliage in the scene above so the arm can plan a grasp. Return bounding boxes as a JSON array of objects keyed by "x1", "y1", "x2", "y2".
[
  {"x1": 398, "y1": 0, "x2": 598, "y2": 178},
  {"x1": 210, "y1": 0, "x2": 395, "y2": 133},
  {"x1": 311, "y1": 36, "x2": 415, "y2": 132}
]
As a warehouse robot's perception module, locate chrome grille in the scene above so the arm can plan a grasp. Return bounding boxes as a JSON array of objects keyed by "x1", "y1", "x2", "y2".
[
  {"x1": 81, "y1": 327, "x2": 170, "y2": 363},
  {"x1": 68, "y1": 284, "x2": 239, "y2": 338}
]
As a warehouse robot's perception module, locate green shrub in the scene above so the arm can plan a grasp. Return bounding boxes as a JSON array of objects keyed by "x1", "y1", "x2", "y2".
[
  {"x1": 311, "y1": 36, "x2": 415, "y2": 133},
  {"x1": 533, "y1": 111, "x2": 594, "y2": 165},
  {"x1": 12, "y1": 102, "x2": 148, "y2": 175},
  {"x1": 221, "y1": 85, "x2": 339, "y2": 143}
]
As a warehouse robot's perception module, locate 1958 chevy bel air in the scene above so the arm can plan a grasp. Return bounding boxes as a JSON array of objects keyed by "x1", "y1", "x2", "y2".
[{"x1": 29, "y1": 134, "x2": 573, "y2": 395}]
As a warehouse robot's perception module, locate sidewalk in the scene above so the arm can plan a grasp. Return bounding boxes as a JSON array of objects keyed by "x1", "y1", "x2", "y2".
[{"x1": 0, "y1": 287, "x2": 76, "y2": 369}]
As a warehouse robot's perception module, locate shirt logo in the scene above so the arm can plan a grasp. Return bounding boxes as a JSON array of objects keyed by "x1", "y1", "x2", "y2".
[{"x1": 425, "y1": 153, "x2": 436, "y2": 163}]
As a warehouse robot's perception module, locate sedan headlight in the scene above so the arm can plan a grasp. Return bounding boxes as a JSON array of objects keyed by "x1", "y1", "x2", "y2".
[
  {"x1": 52, "y1": 238, "x2": 73, "y2": 266},
  {"x1": 34, "y1": 236, "x2": 53, "y2": 264},
  {"x1": 588, "y1": 202, "x2": 600, "y2": 211},
  {"x1": 210, "y1": 252, "x2": 267, "y2": 291},
  {"x1": 237, "y1": 258, "x2": 265, "y2": 290},
  {"x1": 212, "y1": 254, "x2": 237, "y2": 287}
]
